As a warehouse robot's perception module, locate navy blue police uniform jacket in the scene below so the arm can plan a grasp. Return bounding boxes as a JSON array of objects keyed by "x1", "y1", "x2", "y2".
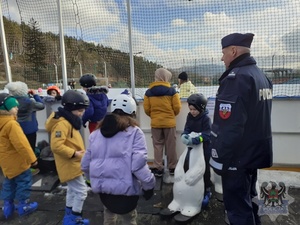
[{"x1": 209, "y1": 53, "x2": 273, "y2": 175}]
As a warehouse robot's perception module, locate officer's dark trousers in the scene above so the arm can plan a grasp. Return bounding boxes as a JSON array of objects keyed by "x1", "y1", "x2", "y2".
[{"x1": 222, "y1": 169, "x2": 261, "y2": 225}]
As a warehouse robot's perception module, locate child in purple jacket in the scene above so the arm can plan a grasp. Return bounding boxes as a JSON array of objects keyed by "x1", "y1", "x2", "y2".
[{"x1": 81, "y1": 94, "x2": 155, "y2": 225}]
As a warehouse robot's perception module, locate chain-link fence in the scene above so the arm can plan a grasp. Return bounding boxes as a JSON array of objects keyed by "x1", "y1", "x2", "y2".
[{"x1": 0, "y1": 0, "x2": 300, "y2": 96}]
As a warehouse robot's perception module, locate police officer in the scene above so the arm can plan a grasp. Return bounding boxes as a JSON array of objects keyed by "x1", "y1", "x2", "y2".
[{"x1": 209, "y1": 33, "x2": 273, "y2": 225}]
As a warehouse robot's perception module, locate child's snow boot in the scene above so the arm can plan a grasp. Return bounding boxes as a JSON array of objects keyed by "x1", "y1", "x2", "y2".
[
  {"x1": 63, "y1": 207, "x2": 73, "y2": 224},
  {"x1": 3, "y1": 200, "x2": 15, "y2": 219},
  {"x1": 202, "y1": 190, "x2": 212, "y2": 208},
  {"x1": 63, "y1": 212, "x2": 89, "y2": 225},
  {"x1": 17, "y1": 200, "x2": 38, "y2": 216}
]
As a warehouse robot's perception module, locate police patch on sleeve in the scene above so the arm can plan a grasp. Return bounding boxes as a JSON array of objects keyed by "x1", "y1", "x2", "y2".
[
  {"x1": 219, "y1": 103, "x2": 231, "y2": 119},
  {"x1": 55, "y1": 131, "x2": 61, "y2": 138}
]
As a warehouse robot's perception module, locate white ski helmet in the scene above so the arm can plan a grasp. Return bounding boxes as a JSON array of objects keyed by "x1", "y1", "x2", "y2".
[{"x1": 111, "y1": 94, "x2": 137, "y2": 115}]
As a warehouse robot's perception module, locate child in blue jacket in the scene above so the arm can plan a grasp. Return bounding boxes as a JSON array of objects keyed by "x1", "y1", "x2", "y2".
[
  {"x1": 181, "y1": 93, "x2": 213, "y2": 207},
  {"x1": 79, "y1": 74, "x2": 110, "y2": 133}
]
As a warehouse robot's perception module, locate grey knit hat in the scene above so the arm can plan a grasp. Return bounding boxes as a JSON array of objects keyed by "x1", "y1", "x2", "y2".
[{"x1": 5, "y1": 81, "x2": 29, "y2": 96}]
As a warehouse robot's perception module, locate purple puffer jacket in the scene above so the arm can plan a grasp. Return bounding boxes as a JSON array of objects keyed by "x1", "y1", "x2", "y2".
[{"x1": 81, "y1": 126, "x2": 155, "y2": 196}]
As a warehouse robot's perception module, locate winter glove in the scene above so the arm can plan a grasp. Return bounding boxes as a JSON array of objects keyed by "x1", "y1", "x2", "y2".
[
  {"x1": 200, "y1": 133, "x2": 210, "y2": 142},
  {"x1": 191, "y1": 136, "x2": 204, "y2": 145},
  {"x1": 181, "y1": 134, "x2": 188, "y2": 145},
  {"x1": 83, "y1": 173, "x2": 91, "y2": 187},
  {"x1": 181, "y1": 134, "x2": 193, "y2": 145},
  {"x1": 143, "y1": 188, "x2": 154, "y2": 201},
  {"x1": 85, "y1": 179, "x2": 91, "y2": 187}
]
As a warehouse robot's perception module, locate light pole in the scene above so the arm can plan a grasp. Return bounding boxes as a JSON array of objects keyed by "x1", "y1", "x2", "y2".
[
  {"x1": 94, "y1": 61, "x2": 98, "y2": 75},
  {"x1": 104, "y1": 61, "x2": 107, "y2": 78},
  {"x1": 272, "y1": 54, "x2": 275, "y2": 75},
  {"x1": 53, "y1": 63, "x2": 58, "y2": 84},
  {"x1": 78, "y1": 62, "x2": 82, "y2": 77}
]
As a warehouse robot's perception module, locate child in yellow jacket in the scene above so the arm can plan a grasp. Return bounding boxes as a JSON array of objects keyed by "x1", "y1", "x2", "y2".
[
  {"x1": 45, "y1": 90, "x2": 90, "y2": 225},
  {"x1": 0, "y1": 93, "x2": 38, "y2": 219}
]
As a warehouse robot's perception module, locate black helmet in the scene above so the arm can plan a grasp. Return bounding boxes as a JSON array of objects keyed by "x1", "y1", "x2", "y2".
[
  {"x1": 79, "y1": 74, "x2": 96, "y2": 88},
  {"x1": 0, "y1": 93, "x2": 10, "y2": 106},
  {"x1": 62, "y1": 90, "x2": 90, "y2": 111},
  {"x1": 187, "y1": 93, "x2": 207, "y2": 111}
]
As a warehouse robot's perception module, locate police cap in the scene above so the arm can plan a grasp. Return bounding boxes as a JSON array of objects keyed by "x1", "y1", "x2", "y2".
[{"x1": 221, "y1": 33, "x2": 254, "y2": 49}]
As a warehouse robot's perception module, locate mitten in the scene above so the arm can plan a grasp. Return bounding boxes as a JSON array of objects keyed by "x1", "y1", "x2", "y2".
[
  {"x1": 181, "y1": 134, "x2": 193, "y2": 145},
  {"x1": 201, "y1": 133, "x2": 210, "y2": 142},
  {"x1": 191, "y1": 135, "x2": 204, "y2": 145},
  {"x1": 186, "y1": 136, "x2": 193, "y2": 145},
  {"x1": 143, "y1": 188, "x2": 154, "y2": 200},
  {"x1": 181, "y1": 134, "x2": 189, "y2": 145}
]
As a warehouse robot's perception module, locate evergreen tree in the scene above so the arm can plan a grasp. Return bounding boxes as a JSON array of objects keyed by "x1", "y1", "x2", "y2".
[{"x1": 24, "y1": 18, "x2": 47, "y2": 80}]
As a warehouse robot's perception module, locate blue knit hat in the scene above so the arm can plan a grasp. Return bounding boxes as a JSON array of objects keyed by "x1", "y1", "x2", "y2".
[{"x1": 221, "y1": 33, "x2": 254, "y2": 49}]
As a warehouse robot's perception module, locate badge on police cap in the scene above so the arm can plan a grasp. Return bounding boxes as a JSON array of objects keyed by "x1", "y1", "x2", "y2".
[{"x1": 219, "y1": 103, "x2": 231, "y2": 119}]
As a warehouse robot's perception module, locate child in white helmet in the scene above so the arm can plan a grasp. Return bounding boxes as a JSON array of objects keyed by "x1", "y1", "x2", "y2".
[{"x1": 81, "y1": 94, "x2": 156, "y2": 225}]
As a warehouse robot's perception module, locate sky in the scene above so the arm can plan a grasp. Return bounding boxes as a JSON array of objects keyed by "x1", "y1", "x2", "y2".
[{"x1": 2, "y1": 0, "x2": 300, "y2": 69}]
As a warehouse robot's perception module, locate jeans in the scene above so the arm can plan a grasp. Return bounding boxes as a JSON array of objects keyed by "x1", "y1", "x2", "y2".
[{"x1": 1, "y1": 169, "x2": 32, "y2": 202}]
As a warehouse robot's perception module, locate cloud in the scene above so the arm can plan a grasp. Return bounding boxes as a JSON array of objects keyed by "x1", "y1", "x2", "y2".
[
  {"x1": 4, "y1": 0, "x2": 300, "y2": 69},
  {"x1": 171, "y1": 19, "x2": 187, "y2": 27},
  {"x1": 282, "y1": 29, "x2": 300, "y2": 53}
]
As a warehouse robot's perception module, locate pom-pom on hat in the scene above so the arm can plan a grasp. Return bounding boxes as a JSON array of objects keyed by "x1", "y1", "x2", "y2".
[
  {"x1": 178, "y1": 72, "x2": 188, "y2": 81},
  {"x1": 221, "y1": 33, "x2": 254, "y2": 49},
  {"x1": 0, "y1": 94, "x2": 19, "y2": 111}
]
